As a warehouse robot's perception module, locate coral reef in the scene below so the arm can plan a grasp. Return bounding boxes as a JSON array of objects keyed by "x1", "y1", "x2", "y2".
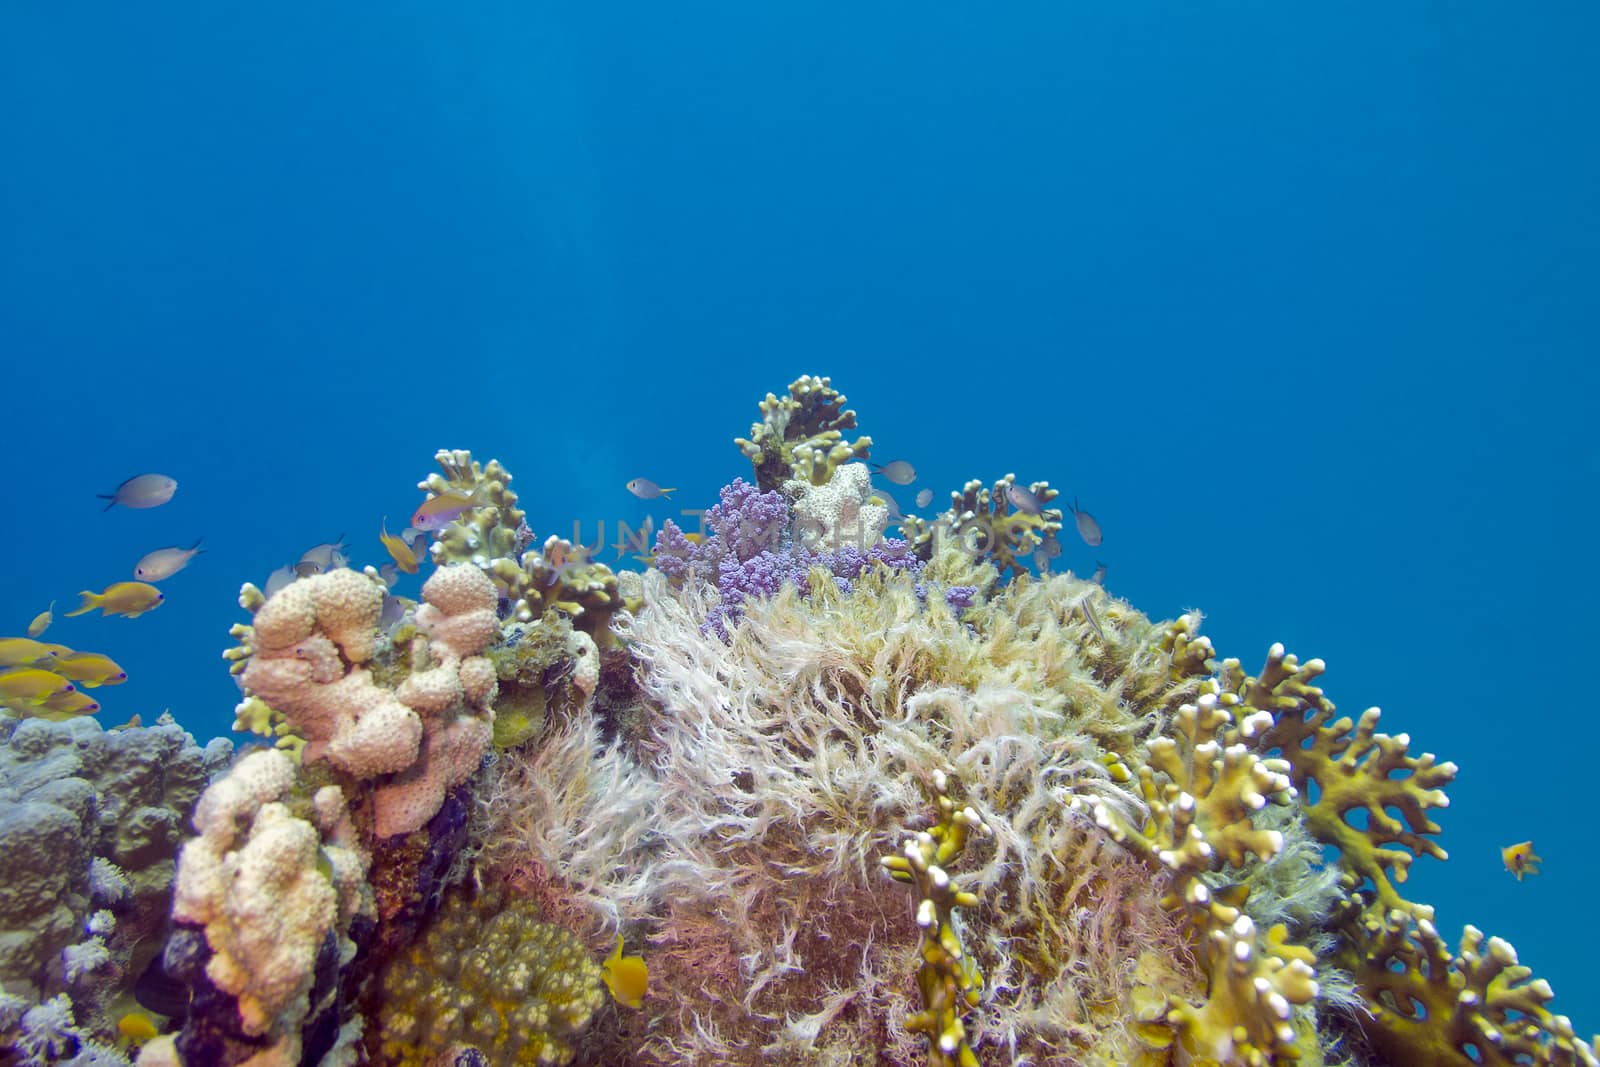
[{"x1": 12, "y1": 378, "x2": 1579, "y2": 1067}]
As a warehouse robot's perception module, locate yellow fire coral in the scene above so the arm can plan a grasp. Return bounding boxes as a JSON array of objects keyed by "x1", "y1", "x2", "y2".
[
  {"x1": 734, "y1": 373, "x2": 873, "y2": 490},
  {"x1": 881, "y1": 770, "x2": 989, "y2": 1067}
]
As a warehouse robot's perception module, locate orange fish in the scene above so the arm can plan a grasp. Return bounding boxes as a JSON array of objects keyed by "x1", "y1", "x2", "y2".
[{"x1": 1501, "y1": 840, "x2": 1541, "y2": 881}]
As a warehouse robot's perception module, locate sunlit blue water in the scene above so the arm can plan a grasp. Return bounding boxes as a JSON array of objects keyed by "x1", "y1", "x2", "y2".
[{"x1": 3, "y1": 1, "x2": 1596, "y2": 1031}]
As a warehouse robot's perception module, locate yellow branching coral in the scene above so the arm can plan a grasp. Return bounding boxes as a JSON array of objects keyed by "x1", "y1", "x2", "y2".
[
  {"x1": 900, "y1": 474, "x2": 1063, "y2": 581},
  {"x1": 415, "y1": 450, "x2": 620, "y2": 638},
  {"x1": 1349, "y1": 908, "x2": 1599, "y2": 1067},
  {"x1": 1229, "y1": 643, "x2": 1455, "y2": 917},
  {"x1": 421, "y1": 448, "x2": 529, "y2": 570},
  {"x1": 1070, "y1": 682, "x2": 1320, "y2": 1065},
  {"x1": 734, "y1": 373, "x2": 873, "y2": 490},
  {"x1": 881, "y1": 770, "x2": 989, "y2": 1067}
]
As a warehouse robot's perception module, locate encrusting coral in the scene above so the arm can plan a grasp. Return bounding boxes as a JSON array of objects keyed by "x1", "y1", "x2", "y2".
[
  {"x1": 371, "y1": 885, "x2": 604, "y2": 1066},
  {"x1": 44, "y1": 374, "x2": 1583, "y2": 1067}
]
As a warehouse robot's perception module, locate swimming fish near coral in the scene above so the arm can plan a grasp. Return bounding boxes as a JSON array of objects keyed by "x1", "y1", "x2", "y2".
[
  {"x1": 379, "y1": 517, "x2": 420, "y2": 574},
  {"x1": 1069, "y1": 498, "x2": 1103, "y2": 547},
  {"x1": 1089, "y1": 561, "x2": 1106, "y2": 585},
  {"x1": 412, "y1": 489, "x2": 488, "y2": 531},
  {"x1": 601, "y1": 934, "x2": 649, "y2": 1008},
  {"x1": 26, "y1": 602, "x2": 53, "y2": 638},
  {"x1": 916, "y1": 488, "x2": 934, "y2": 508},
  {"x1": 263, "y1": 564, "x2": 299, "y2": 598},
  {"x1": 1006, "y1": 484, "x2": 1044, "y2": 516},
  {"x1": 870, "y1": 460, "x2": 917, "y2": 485},
  {"x1": 0, "y1": 667, "x2": 76, "y2": 704},
  {"x1": 296, "y1": 536, "x2": 348, "y2": 577},
  {"x1": 0, "y1": 637, "x2": 60, "y2": 667},
  {"x1": 135, "y1": 538, "x2": 205, "y2": 581},
  {"x1": 52, "y1": 651, "x2": 128, "y2": 687},
  {"x1": 1502, "y1": 840, "x2": 1541, "y2": 881},
  {"x1": 39, "y1": 687, "x2": 100, "y2": 718},
  {"x1": 626, "y1": 478, "x2": 675, "y2": 500},
  {"x1": 98, "y1": 473, "x2": 178, "y2": 511},
  {"x1": 543, "y1": 542, "x2": 596, "y2": 586},
  {"x1": 65, "y1": 582, "x2": 166, "y2": 619}
]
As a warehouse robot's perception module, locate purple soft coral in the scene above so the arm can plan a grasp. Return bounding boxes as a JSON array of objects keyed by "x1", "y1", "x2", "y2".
[{"x1": 654, "y1": 477, "x2": 790, "y2": 582}]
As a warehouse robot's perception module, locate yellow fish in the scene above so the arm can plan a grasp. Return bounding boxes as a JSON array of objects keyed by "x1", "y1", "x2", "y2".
[
  {"x1": 27, "y1": 602, "x2": 54, "y2": 638},
  {"x1": 1502, "y1": 840, "x2": 1541, "y2": 881},
  {"x1": 53, "y1": 652, "x2": 129, "y2": 687},
  {"x1": 39, "y1": 688, "x2": 101, "y2": 717},
  {"x1": 0, "y1": 668, "x2": 76, "y2": 704},
  {"x1": 0, "y1": 637, "x2": 59, "y2": 667},
  {"x1": 117, "y1": 1009, "x2": 160, "y2": 1045},
  {"x1": 379, "y1": 517, "x2": 420, "y2": 574},
  {"x1": 66, "y1": 582, "x2": 166, "y2": 619},
  {"x1": 601, "y1": 934, "x2": 648, "y2": 1009}
]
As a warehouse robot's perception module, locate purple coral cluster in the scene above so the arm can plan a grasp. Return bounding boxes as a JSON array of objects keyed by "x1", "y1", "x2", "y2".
[{"x1": 656, "y1": 478, "x2": 958, "y2": 640}]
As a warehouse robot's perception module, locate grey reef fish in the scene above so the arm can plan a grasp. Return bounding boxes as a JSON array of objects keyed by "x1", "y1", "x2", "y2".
[{"x1": 98, "y1": 473, "x2": 177, "y2": 511}]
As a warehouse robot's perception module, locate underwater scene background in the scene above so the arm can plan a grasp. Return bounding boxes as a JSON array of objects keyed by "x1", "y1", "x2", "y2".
[{"x1": 2, "y1": 3, "x2": 1597, "y2": 1064}]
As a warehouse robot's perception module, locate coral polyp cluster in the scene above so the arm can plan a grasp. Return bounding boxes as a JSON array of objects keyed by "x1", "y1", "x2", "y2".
[{"x1": 3, "y1": 375, "x2": 1589, "y2": 1067}]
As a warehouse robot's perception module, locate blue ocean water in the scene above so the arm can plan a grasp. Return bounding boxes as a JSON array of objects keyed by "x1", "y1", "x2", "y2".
[{"x1": 3, "y1": 0, "x2": 1595, "y2": 1033}]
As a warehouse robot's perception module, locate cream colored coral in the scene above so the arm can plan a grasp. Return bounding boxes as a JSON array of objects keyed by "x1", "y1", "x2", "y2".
[
  {"x1": 173, "y1": 750, "x2": 338, "y2": 1053},
  {"x1": 789, "y1": 462, "x2": 887, "y2": 552}
]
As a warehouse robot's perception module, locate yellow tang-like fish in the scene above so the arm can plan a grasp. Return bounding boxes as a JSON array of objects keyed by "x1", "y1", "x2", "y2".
[
  {"x1": 39, "y1": 688, "x2": 101, "y2": 718},
  {"x1": 65, "y1": 582, "x2": 166, "y2": 619},
  {"x1": 0, "y1": 668, "x2": 76, "y2": 704},
  {"x1": 1502, "y1": 840, "x2": 1542, "y2": 881},
  {"x1": 601, "y1": 934, "x2": 648, "y2": 1009},
  {"x1": 52, "y1": 652, "x2": 129, "y2": 687},
  {"x1": 0, "y1": 637, "x2": 59, "y2": 667},
  {"x1": 27, "y1": 601, "x2": 54, "y2": 638},
  {"x1": 378, "y1": 517, "x2": 420, "y2": 574}
]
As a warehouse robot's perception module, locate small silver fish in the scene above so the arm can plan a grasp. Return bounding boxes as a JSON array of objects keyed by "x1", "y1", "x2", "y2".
[
  {"x1": 1089, "y1": 561, "x2": 1106, "y2": 585},
  {"x1": 1076, "y1": 594, "x2": 1107, "y2": 643},
  {"x1": 1069, "y1": 498, "x2": 1103, "y2": 547},
  {"x1": 297, "y1": 536, "x2": 348, "y2": 577},
  {"x1": 626, "y1": 478, "x2": 676, "y2": 500},
  {"x1": 98, "y1": 473, "x2": 177, "y2": 511},
  {"x1": 916, "y1": 488, "x2": 934, "y2": 508},
  {"x1": 868, "y1": 492, "x2": 907, "y2": 524},
  {"x1": 1006, "y1": 484, "x2": 1044, "y2": 516},
  {"x1": 264, "y1": 564, "x2": 299, "y2": 598},
  {"x1": 134, "y1": 538, "x2": 205, "y2": 581},
  {"x1": 870, "y1": 460, "x2": 916, "y2": 486}
]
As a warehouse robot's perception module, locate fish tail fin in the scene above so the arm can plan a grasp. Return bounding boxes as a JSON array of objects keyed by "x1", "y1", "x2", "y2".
[
  {"x1": 64, "y1": 591, "x2": 102, "y2": 617},
  {"x1": 190, "y1": 537, "x2": 206, "y2": 553},
  {"x1": 98, "y1": 495, "x2": 117, "y2": 511},
  {"x1": 661, "y1": 487, "x2": 677, "y2": 498}
]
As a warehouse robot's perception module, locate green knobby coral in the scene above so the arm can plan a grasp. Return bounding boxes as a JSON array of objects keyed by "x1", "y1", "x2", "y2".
[
  {"x1": 734, "y1": 374, "x2": 873, "y2": 490},
  {"x1": 370, "y1": 885, "x2": 605, "y2": 1066}
]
